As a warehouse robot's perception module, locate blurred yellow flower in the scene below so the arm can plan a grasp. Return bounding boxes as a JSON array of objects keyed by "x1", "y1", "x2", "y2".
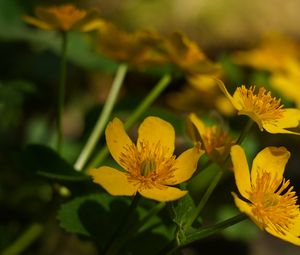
[
  {"x1": 23, "y1": 4, "x2": 101, "y2": 32},
  {"x1": 232, "y1": 33, "x2": 300, "y2": 72},
  {"x1": 270, "y1": 60, "x2": 300, "y2": 108},
  {"x1": 89, "y1": 117, "x2": 203, "y2": 202},
  {"x1": 231, "y1": 145, "x2": 300, "y2": 245},
  {"x1": 96, "y1": 22, "x2": 168, "y2": 67},
  {"x1": 166, "y1": 74, "x2": 234, "y2": 116},
  {"x1": 163, "y1": 32, "x2": 220, "y2": 75},
  {"x1": 187, "y1": 113, "x2": 234, "y2": 164},
  {"x1": 218, "y1": 80, "x2": 300, "y2": 134}
]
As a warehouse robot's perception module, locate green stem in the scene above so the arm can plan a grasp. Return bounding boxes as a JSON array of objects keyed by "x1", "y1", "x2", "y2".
[
  {"x1": 74, "y1": 64, "x2": 128, "y2": 171},
  {"x1": 236, "y1": 119, "x2": 254, "y2": 145},
  {"x1": 2, "y1": 223, "x2": 44, "y2": 255},
  {"x1": 103, "y1": 194, "x2": 141, "y2": 255},
  {"x1": 184, "y1": 213, "x2": 248, "y2": 244},
  {"x1": 124, "y1": 74, "x2": 171, "y2": 129},
  {"x1": 165, "y1": 214, "x2": 247, "y2": 255},
  {"x1": 86, "y1": 74, "x2": 171, "y2": 169},
  {"x1": 184, "y1": 170, "x2": 223, "y2": 231},
  {"x1": 56, "y1": 31, "x2": 68, "y2": 153}
]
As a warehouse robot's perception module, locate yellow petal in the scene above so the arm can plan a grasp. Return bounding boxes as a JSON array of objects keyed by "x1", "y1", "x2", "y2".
[
  {"x1": 105, "y1": 118, "x2": 134, "y2": 170},
  {"x1": 232, "y1": 192, "x2": 252, "y2": 215},
  {"x1": 187, "y1": 113, "x2": 206, "y2": 142},
  {"x1": 280, "y1": 109, "x2": 300, "y2": 127},
  {"x1": 231, "y1": 145, "x2": 251, "y2": 199},
  {"x1": 35, "y1": 7, "x2": 61, "y2": 29},
  {"x1": 79, "y1": 19, "x2": 106, "y2": 32},
  {"x1": 265, "y1": 226, "x2": 300, "y2": 246},
  {"x1": 215, "y1": 79, "x2": 241, "y2": 111},
  {"x1": 165, "y1": 143, "x2": 203, "y2": 185},
  {"x1": 137, "y1": 116, "x2": 175, "y2": 157},
  {"x1": 290, "y1": 214, "x2": 300, "y2": 236},
  {"x1": 89, "y1": 167, "x2": 137, "y2": 196},
  {"x1": 232, "y1": 192, "x2": 262, "y2": 228},
  {"x1": 139, "y1": 185, "x2": 187, "y2": 202},
  {"x1": 262, "y1": 109, "x2": 300, "y2": 134},
  {"x1": 23, "y1": 15, "x2": 54, "y2": 30},
  {"x1": 251, "y1": 146, "x2": 290, "y2": 185}
]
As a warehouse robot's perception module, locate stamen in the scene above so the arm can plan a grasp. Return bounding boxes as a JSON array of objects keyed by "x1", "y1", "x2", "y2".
[
  {"x1": 237, "y1": 86, "x2": 284, "y2": 120},
  {"x1": 119, "y1": 141, "x2": 176, "y2": 189},
  {"x1": 249, "y1": 171, "x2": 299, "y2": 233}
]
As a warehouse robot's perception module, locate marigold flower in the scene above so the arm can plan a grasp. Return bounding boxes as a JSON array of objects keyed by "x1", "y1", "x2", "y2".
[
  {"x1": 217, "y1": 80, "x2": 300, "y2": 134},
  {"x1": 231, "y1": 145, "x2": 300, "y2": 245},
  {"x1": 23, "y1": 4, "x2": 102, "y2": 32},
  {"x1": 89, "y1": 117, "x2": 203, "y2": 202},
  {"x1": 187, "y1": 113, "x2": 234, "y2": 164}
]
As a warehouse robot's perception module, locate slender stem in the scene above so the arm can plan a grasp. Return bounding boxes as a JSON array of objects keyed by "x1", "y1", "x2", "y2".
[
  {"x1": 164, "y1": 214, "x2": 247, "y2": 255},
  {"x1": 124, "y1": 74, "x2": 171, "y2": 129},
  {"x1": 86, "y1": 74, "x2": 172, "y2": 169},
  {"x1": 184, "y1": 170, "x2": 223, "y2": 231},
  {"x1": 184, "y1": 213, "x2": 248, "y2": 244},
  {"x1": 74, "y1": 64, "x2": 128, "y2": 171},
  {"x1": 2, "y1": 223, "x2": 44, "y2": 255},
  {"x1": 103, "y1": 194, "x2": 141, "y2": 255},
  {"x1": 236, "y1": 119, "x2": 254, "y2": 145},
  {"x1": 56, "y1": 31, "x2": 68, "y2": 153}
]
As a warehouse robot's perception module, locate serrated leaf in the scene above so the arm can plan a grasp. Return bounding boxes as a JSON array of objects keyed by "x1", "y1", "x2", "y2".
[
  {"x1": 172, "y1": 194, "x2": 196, "y2": 229},
  {"x1": 58, "y1": 193, "x2": 125, "y2": 237},
  {"x1": 58, "y1": 193, "x2": 173, "y2": 252},
  {"x1": 21, "y1": 144, "x2": 88, "y2": 181}
]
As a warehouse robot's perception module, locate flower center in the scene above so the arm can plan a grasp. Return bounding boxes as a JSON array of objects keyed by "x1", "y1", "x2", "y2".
[
  {"x1": 140, "y1": 158, "x2": 156, "y2": 176},
  {"x1": 119, "y1": 141, "x2": 176, "y2": 189},
  {"x1": 249, "y1": 171, "x2": 299, "y2": 234},
  {"x1": 236, "y1": 86, "x2": 284, "y2": 121},
  {"x1": 202, "y1": 126, "x2": 231, "y2": 155},
  {"x1": 47, "y1": 5, "x2": 87, "y2": 30}
]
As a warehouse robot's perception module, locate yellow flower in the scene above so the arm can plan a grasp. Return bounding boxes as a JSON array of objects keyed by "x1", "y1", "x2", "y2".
[
  {"x1": 187, "y1": 113, "x2": 234, "y2": 164},
  {"x1": 232, "y1": 33, "x2": 300, "y2": 72},
  {"x1": 166, "y1": 74, "x2": 234, "y2": 116},
  {"x1": 163, "y1": 32, "x2": 219, "y2": 75},
  {"x1": 89, "y1": 117, "x2": 203, "y2": 202},
  {"x1": 217, "y1": 80, "x2": 300, "y2": 134},
  {"x1": 96, "y1": 22, "x2": 168, "y2": 67},
  {"x1": 231, "y1": 145, "x2": 300, "y2": 245},
  {"x1": 23, "y1": 4, "x2": 101, "y2": 32},
  {"x1": 270, "y1": 60, "x2": 300, "y2": 109}
]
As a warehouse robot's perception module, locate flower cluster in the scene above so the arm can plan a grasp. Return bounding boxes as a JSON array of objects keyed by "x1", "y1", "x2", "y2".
[{"x1": 21, "y1": 3, "x2": 300, "y2": 253}]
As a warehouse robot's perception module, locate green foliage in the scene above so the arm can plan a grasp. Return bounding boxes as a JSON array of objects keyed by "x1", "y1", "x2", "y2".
[
  {"x1": 171, "y1": 194, "x2": 200, "y2": 244},
  {"x1": 58, "y1": 193, "x2": 172, "y2": 253},
  {"x1": 21, "y1": 144, "x2": 88, "y2": 181},
  {"x1": 0, "y1": 80, "x2": 36, "y2": 131}
]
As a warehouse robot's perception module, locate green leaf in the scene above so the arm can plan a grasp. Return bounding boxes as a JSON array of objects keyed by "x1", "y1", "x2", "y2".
[
  {"x1": 21, "y1": 144, "x2": 88, "y2": 181},
  {"x1": 171, "y1": 194, "x2": 199, "y2": 244},
  {"x1": 172, "y1": 194, "x2": 196, "y2": 229},
  {"x1": 58, "y1": 193, "x2": 126, "y2": 237},
  {"x1": 58, "y1": 193, "x2": 173, "y2": 252}
]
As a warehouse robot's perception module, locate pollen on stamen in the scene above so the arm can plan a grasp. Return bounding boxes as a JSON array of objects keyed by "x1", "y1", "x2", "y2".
[
  {"x1": 237, "y1": 85, "x2": 284, "y2": 120},
  {"x1": 250, "y1": 171, "x2": 300, "y2": 234},
  {"x1": 119, "y1": 141, "x2": 176, "y2": 189}
]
